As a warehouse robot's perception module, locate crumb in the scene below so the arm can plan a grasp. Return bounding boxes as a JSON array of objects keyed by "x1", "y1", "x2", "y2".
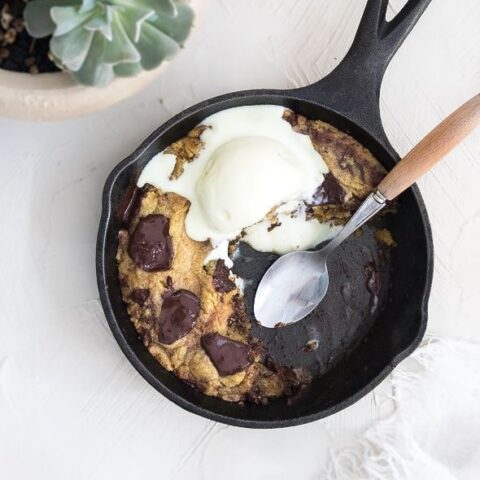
[
  {"x1": 375, "y1": 228, "x2": 397, "y2": 247},
  {"x1": 302, "y1": 339, "x2": 319, "y2": 352},
  {"x1": 166, "y1": 125, "x2": 208, "y2": 179}
]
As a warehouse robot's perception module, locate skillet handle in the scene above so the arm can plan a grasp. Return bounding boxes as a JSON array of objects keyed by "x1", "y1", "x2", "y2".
[{"x1": 292, "y1": 0, "x2": 431, "y2": 154}]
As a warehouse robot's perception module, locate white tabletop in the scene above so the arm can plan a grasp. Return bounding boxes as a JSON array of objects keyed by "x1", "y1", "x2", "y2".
[{"x1": 1, "y1": 1, "x2": 479, "y2": 478}]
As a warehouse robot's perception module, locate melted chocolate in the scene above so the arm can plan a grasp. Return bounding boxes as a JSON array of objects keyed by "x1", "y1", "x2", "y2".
[
  {"x1": 212, "y1": 260, "x2": 236, "y2": 293},
  {"x1": 117, "y1": 184, "x2": 140, "y2": 225},
  {"x1": 130, "y1": 288, "x2": 150, "y2": 306},
  {"x1": 128, "y1": 214, "x2": 173, "y2": 271},
  {"x1": 162, "y1": 276, "x2": 175, "y2": 298},
  {"x1": 312, "y1": 173, "x2": 345, "y2": 205},
  {"x1": 156, "y1": 289, "x2": 200, "y2": 345},
  {"x1": 201, "y1": 333, "x2": 251, "y2": 376},
  {"x1": 267, "y1": 221, "x2": 282, "y2": 232}
]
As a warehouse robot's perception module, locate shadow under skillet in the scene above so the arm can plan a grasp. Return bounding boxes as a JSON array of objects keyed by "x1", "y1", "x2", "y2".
[{"x1": 232, "y1": 219, "x2": 391, "y2": 378}]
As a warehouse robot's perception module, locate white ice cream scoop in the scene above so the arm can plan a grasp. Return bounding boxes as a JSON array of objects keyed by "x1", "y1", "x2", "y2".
[{"x1": 196, "y1": 137, "x2": 305, "y2": 233}]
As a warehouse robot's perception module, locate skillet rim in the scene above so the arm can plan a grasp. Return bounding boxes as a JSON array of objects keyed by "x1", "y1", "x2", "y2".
[{"x1": 96, "y1": 89, "x2": 433, "y2": 428}]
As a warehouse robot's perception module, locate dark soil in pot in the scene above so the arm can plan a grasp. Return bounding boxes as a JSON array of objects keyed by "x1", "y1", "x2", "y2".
[{"x1": 0, "y1": 0, "x2": 60, "y2": 73}]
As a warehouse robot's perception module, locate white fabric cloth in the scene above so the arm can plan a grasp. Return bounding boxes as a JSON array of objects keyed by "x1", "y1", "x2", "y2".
[{"x1": 322, "y1": 338, "x2": 480, "y2": 480}]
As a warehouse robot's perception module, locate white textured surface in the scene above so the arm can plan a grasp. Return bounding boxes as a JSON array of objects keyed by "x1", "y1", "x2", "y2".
[{"x1": 1, "y1": 0, "x2": 480, "y2": 478}]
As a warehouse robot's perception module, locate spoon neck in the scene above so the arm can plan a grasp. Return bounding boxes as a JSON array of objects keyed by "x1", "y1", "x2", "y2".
[{"x1": 322, "y1": 191, "x2": 386, "y2": 256}]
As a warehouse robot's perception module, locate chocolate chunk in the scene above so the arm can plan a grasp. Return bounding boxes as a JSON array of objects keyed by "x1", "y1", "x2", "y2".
[
  {"x1": 370, "y1": 168, "x2": 385, "y2": 187},
  {"x1": 201, "y1": 333, "x2": 251, "y2": 376},
  {"x1": 312, "y1": 173, "x2": 345, "y2": 205},
  {"x1": 212, "y1": 260, "x2": 236, "y2": 293},
  {"x1": 131, "y1": 288, "x2": 150, "y2": 306},
  {"x1": 162, "y1": 276, "x2": 175, "y2": 298},
  {"x1": 128, "y1": 214, "x2": 173, "y2": 271},
  {"x1": 157, "y1": 290, "x2": 200, "y2": 344},
  {"x1": 267, "y1": 221, "x2": 282, "y2": 232},
  {"x1": 117, "y1": 183, "x2": 140, "y2": 225}
]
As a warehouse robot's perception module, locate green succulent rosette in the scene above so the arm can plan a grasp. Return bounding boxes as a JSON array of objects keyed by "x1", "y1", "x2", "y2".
[{"x1": 24, "y1": 0, "x2": 194, "y2": 86}]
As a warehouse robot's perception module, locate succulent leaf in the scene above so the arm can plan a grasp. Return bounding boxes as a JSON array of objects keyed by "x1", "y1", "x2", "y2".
[
  {"x1": 149, "y1": 4, "x2": 194, "y2": 44},
  {"x1": 113, "y1": 61, "x2": 143, "y2": 78},
  {"x1": 50, "y1": 6, "x2": 97, "y2": 36},
  {"x1": 73, "y1": 33, "x2": 114, "y2": 86},
  {"x1": 50, "y1": 26, "x2": 94, "y2": 70},
  {"x1": 24, "y1": 0, "x2": 194, "y2": 87},
  {"x1": 24, "y1": 0, "x2": 78, "y2": 37},
  {"x1": 83, "y1": 7, "x2": 114, "y2": 40},
  {"x1": 102, "y1": 14, "x2": 141, "y2": 64},
  {"x1": 112, "y1": 0, "x2": 177, "y2": 17},
  {"x1": 116, "y1": 6, "x2": 154, "y2": 43},
  {"x1": 136, "y1": 22, "x2": 179, "y2": 70},
  {"x1": 79, "y1": 0, "x2": 96, "y2": 13}
]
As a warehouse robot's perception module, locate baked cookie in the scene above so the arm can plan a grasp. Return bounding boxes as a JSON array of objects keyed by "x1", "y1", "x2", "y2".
[{"x1": 117, "y1": 108, "x2": 387, "y2": 403}]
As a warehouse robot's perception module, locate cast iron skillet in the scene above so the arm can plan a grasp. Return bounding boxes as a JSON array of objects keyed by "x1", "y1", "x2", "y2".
[{"x1": 97, "y1": 0, "x2": 433, "y2": 428}]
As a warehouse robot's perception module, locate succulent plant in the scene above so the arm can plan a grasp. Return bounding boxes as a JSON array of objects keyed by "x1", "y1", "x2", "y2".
[{"x1": 24, "y1": 0, "x2": 194, "y2": 86}]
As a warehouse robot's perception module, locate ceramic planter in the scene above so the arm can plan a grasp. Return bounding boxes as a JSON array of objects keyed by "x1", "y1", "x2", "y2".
[{"x1": 0, "y1": 0, "x2": 207, "y2": 122}]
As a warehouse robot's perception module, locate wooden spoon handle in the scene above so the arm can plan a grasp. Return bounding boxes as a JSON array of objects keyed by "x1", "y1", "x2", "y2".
[{"x1": 377, "y1": 94, "x2": 480, "y2": 201}]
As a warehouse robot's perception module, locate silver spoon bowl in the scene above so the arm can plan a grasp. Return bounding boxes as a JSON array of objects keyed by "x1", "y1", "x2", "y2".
[{"x1": 254, "y1": 192, "x2": 386, "y2": 328}]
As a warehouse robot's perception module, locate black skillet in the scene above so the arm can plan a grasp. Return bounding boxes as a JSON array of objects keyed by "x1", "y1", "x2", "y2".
[{"x1": 97, "y1": 0, "x2": 433, "y2": 428}]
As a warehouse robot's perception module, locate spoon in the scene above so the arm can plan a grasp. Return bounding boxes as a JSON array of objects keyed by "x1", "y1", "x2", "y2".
[{"x1": 254, "y1": 93, "x2": 480, "y2": 328}]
